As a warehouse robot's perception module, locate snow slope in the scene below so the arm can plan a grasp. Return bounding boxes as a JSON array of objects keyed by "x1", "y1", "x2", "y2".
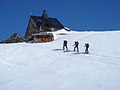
[{"x1": 0, "y1": 30, "x2": 120, "y2": 90}]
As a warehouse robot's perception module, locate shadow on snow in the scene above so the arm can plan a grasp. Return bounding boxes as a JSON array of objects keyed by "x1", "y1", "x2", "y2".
[{"x1": 53, "y1": 49, "x2": 90, "y2": 55}]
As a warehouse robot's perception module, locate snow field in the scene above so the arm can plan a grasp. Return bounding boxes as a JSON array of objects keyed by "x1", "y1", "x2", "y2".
[{"x1": 0, "y1": 30, "x2": 120, "y2": 90}]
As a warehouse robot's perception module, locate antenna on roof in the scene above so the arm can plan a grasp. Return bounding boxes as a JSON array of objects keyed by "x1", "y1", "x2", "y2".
[{"x1": 29, "y1": 10, "x2": 32, "y2": 16}]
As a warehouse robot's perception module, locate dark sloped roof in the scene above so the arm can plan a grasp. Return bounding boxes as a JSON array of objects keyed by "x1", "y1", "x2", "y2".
[
  {"x1": 25, "y1": 15, "x2": 64, "y2": 37},
  {"x1": 31, "y1": 16, "x2": 64, "y2": 29}
]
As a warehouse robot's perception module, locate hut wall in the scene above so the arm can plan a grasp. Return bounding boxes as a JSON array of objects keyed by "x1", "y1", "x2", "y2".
[{"x1": 33, "y1": 35, "x2": 54, "y2": 43}]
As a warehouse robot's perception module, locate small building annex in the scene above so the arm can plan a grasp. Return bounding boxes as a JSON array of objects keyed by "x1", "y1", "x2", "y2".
[{"x1": 33, "y1": 32, "x2": 54, "y2": 43}]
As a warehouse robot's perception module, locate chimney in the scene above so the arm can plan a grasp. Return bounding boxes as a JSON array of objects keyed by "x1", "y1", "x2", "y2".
[{"x1": 42, "y1": 10, "x2": 48, "y2": 19}]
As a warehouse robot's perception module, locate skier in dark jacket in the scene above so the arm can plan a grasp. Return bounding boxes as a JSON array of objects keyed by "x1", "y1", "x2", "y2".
[
  {"x1": 85, "y1": 43, "x2": 89, "y2": 54},
  {"x1": 73, "y1": 41, "x2": 79, "y2": 52},
  {"x1": 63, "y1": 40, "x2": 68, "y2": 50}
]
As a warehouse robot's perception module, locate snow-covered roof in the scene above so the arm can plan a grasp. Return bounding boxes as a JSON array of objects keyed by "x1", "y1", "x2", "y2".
[{"x1": 32, "y1": 32, "x2": 53, "y2": 36}]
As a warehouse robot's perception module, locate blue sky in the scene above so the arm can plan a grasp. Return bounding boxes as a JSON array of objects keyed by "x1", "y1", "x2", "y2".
[{"x1": 0, "y1": 0, "x2": 120, "y2": 41}]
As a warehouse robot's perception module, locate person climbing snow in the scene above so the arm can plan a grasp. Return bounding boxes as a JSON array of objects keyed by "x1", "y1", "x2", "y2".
[
  {"x1": 85, "y1": 43, "x2": 89, "y2": 54},
  {"x1": 73, "y1": 41, "x2": 79, "y2": 52},
  {"x1": 63, "y1": 40, "x2": 68, "y2": 50}
]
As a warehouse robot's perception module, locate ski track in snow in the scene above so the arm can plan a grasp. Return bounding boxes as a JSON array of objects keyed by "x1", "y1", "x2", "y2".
[
  {"x1": 52, "y1": 40, "x2": 120, "y2": 71},
  {"x1": 0, "y1": 59, "x2": 15, "y2": 67},
  {"x1": 51, "y1": 48, "x2": 120, "y2": 71},
  {"x1": 90, "y1": 53, "x2": 120, "y2": 68}
]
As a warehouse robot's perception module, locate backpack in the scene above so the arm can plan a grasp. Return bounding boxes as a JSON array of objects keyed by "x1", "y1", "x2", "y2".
[
  {"x1": 75, "y1": 41, "x2": 79, "y2": 46},
  {"x1": 64, "y1": 40, "x2": 67, "y2": 45},
  {"x1": 85, "y1": 43, "x2": 89, "y2": 48}
]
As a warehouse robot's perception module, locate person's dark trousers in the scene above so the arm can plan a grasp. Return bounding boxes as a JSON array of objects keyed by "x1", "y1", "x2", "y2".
[
  {"x1": 85, "y1": 48, "x2": 89, "y2": 54},
  {"x1": 63, "y1": 45, "x2": 68, "y2": 50},
  {"x1": 74, "y1": 46, "x2": 79, "y2": 52}
]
